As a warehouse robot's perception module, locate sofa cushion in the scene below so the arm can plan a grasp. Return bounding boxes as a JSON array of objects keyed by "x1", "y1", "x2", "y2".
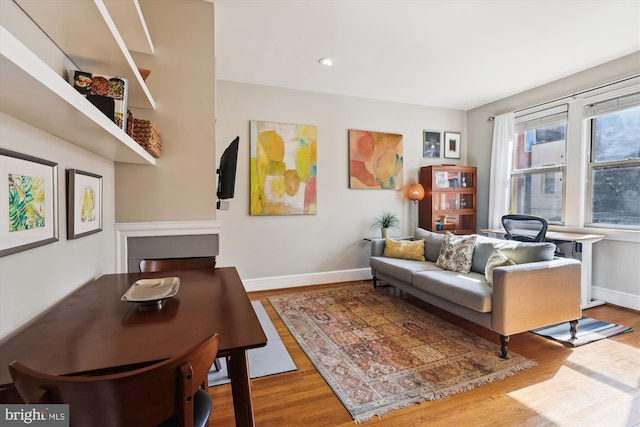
[
  {"x1": 435, "y1": 232, "x2": 477, "y2": 273},
  {"x1": 414, "y1": 228, "x2": 445, "y2": 262},
  {"x1": 413, "y1": 269, "x2": 492, "y2": 312},
  {"x1": 383, "y1": 238, "x2": 425, "y2": 261},
  {"x1": 471, "y1": 235, "x2": 556, "y2": 274},
  {"x1": 370, "y1": 256, "x2": 439, "y2": 283},
  {"x1": 484, "y1": 250, "x2": 515, "y2": 286}
]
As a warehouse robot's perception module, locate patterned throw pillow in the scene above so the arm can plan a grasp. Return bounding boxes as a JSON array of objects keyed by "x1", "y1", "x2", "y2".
[
  {"x1": 383, "y1": 238, "x2": 425, "y2": 261},
  {"x1": 484, "y1": 250, "x2": 516, "y2": 286},
  {"x1": 435, "y1": 232, "x2": 477, "y2": 273}
]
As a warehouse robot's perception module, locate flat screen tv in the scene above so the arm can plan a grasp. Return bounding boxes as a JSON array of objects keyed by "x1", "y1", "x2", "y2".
[{"x1": 216, "y1": 136, "x2": 239, "y2": 208}]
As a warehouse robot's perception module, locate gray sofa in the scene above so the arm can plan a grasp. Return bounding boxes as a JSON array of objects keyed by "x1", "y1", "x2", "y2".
[{"x1": 370, "y1": 228, "x2": 582, "y2": 358}]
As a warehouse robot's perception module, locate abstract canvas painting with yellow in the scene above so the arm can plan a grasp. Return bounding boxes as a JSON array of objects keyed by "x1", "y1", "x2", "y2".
[{"x1": 250, "y1": 121, "x2": 317, "y2": 215}]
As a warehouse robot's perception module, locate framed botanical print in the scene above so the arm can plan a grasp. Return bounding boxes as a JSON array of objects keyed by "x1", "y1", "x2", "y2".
[
  {"x1": 67, "y1": 169, "x2": 103, "y2": 239},
  {"x1": 444, "y1": 132, "x2": 461, "y2": 159},
  {"x1": 0, "y1": 149, "x2": 59, "y2": 257}
]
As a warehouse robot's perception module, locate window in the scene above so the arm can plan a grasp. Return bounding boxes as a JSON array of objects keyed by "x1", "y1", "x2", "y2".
[
  {"x1": 510, "y1": 105, "x2": 568, "y2": 223},
  {"x1": 501, "y1": 77, "x2": 640, "y2": 232},
  {"x1": 586, "y1": 96, "x2": 640, "y2": 228}
]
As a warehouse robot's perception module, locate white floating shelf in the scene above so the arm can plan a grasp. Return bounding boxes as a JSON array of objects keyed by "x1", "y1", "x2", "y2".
[
  {"x1": 104, "y1": 0, "x2": 155, "y2": 55},
  {"x1": 0, "y1": 26, "x2": 155, "y2": 165},
  {"x1": 15, "y1": 0, "x2": 155, "y2": 110}
]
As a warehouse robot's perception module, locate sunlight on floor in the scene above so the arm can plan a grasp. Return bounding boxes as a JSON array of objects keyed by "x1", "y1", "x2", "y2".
[{"x1": 508, "y1": 340, "x2": 640, "y2": 426}]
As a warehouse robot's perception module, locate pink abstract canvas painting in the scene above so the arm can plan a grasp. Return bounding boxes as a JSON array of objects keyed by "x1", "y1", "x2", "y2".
[{"x1": 349, "y1": 130, "x2": 403, "y2": 189}]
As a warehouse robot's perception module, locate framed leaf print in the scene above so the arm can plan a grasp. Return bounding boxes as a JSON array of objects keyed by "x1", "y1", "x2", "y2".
[{"x1": 0, "y1": 149, "x2": 59, "y2": 257}]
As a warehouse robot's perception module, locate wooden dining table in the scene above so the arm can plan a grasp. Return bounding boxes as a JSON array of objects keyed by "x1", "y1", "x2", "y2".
[{"x1": 0, "y1": 267, "x2": 267, "y2": 426}]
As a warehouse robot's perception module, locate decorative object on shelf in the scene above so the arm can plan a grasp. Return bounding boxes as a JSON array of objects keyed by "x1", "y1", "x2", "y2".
[
  {"x1": 137, "y1": 68, "x2": 151, "y2": 81},
  {"x1": 423, "y1": 130, "x2": 441, "y2": 158},
  {"x1": 444, "y1": 131, "x2": 461, "y2": 159},
  {"x1": 372, "y1": 210, "x2": 400, "y2": 238},
  {"x1": 250, "y1": 120, "x2": 317, "y2": 215},
  {"x1": 349, "y1": 129, "x2": 403, "y2": 189},
  {"x1": 128, "y1": 111, "x2": 163, "y2": 158},
  {"x1": 407, "y1": 183, "x2": 425, "y2": 204},
  {"x1": 67, "y1": 169, "x2": 103, "y2": 240},
  {"x1": 69, "y1": 70, "x2": 129, "y2": 131},
  {"x1": 0, "y1": 149, "x2": 59, "y2": 257}
]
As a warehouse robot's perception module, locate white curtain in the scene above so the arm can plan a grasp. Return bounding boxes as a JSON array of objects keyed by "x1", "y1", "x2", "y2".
[{"x1": 488, "y1": 112, "x2": 514, "y2": 230}]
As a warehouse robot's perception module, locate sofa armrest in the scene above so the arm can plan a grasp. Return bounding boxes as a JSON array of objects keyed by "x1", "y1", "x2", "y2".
[
  {"x1": 492, "y1": 258, "x2": 582, "y2": 336},
  {"x1": 370, "y1": 238, "x2": 386, "y2": 257}
]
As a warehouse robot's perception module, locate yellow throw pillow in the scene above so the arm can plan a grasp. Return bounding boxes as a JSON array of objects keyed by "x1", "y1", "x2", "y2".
[
  {"x1": 383, "y1": 238, "x2": 425, "y2": 261},
  {"x1": 484, "y1": 250, "x2": 516, "y2": 286}
]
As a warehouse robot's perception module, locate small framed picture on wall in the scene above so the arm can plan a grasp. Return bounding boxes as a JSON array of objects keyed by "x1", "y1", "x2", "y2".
[
  {"x1": 444, "y1": 131, "x2": 461, "y2": 159},
  {"x1": 423, "y1": 131, "x2": 440, "y2": 158},
  {"x1": 67, "y1": 169, "x2": 103, "y2": 239}
]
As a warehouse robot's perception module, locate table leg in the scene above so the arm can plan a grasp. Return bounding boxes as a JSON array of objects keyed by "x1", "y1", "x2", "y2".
[
  {"x1": 227, "y1": 350, "x2": 255, "y2": 427},
  {"x1": 575, "y1": 239, "x2": 605, "y2": 309}
]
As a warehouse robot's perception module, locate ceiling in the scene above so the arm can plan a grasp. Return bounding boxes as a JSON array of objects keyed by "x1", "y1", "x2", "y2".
[{"x1": 212, "y1": 0, "x2": 640, "y2": 111}]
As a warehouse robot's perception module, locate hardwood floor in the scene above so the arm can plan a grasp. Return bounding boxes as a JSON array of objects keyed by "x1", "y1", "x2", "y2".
[{"x1": 208, "y1": 281, "x2": 640, "y2": 426}]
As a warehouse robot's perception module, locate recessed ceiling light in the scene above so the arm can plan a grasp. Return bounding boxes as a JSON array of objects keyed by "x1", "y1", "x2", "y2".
[{"x1": 318, "y1": 57, "x2": 334, "y2": 67}]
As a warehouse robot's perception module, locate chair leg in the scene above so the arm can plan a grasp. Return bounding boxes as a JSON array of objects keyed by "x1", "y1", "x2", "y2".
[{"x1": 213, "y1": 358, "x2": 222, "y2": 372}]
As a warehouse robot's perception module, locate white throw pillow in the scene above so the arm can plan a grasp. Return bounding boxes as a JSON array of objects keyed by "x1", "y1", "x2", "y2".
[{"x1": 485, "y1": 250, "x2": 516, "y2": 286}]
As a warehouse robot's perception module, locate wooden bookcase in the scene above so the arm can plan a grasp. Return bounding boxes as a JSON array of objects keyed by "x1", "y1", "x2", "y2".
[{"x1": 418, "y1": 165, "x2": 477, "y2": 235}]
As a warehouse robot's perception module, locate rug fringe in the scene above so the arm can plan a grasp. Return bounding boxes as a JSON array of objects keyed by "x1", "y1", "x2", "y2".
[{"x1": 352, "y1": 360, "x2": 537, "y2": 423}]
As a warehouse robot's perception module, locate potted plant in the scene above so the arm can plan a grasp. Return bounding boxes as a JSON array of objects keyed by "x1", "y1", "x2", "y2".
[{"x1": 372, "y1": 211, "x2": 400, "y2": 238}]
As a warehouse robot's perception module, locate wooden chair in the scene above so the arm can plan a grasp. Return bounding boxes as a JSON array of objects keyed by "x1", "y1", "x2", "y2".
[
  {"x1": 9, "y1": 333, "x2": 219, "y2": 427},
  {"x1": 139, "y1": 256, "x2": 222, "y2": 373}
]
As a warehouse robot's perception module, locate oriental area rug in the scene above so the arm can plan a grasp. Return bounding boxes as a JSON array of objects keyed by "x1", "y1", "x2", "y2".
[{"x1": 268, "y1": 284, "x2": 535, "y2": 423}]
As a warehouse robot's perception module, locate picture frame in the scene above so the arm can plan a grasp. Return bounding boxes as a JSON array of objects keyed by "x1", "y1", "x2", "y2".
[
  {"x1": 444, "y1": 131, "x2": 461, "y2": 159},
  {"x1": 349, "y1": 129, "x2": 403, "y2": 190},
  {"x1": 423, "y1": 130, "x2": 441, "y2": 158},
  {"x1": 67, "y1": 169, "x2": 103, "y2": 239},
  {"x1": 0, "y1": 149, "x2": 59, "y2": 257}
]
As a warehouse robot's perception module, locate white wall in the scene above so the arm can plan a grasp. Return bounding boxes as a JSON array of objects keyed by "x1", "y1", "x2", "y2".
[
  {"x1": 0, "y1": 2, "x2": 117, "y2": 340},
  {"x1": 0, "y1": 115, "x2": 115, "y2": 340},
  {"x1": 0, "y1": 0, "x2": 217, "y2": 340},
  {"x1": 115, "y1": 0, "x2": 216, "y2": 223},
  {"x1": 466, "y1": 52, "x2": 640, "y2": 310},
  {"x1": 215, "y1": 81, "x2": 465, "y2": 290}
]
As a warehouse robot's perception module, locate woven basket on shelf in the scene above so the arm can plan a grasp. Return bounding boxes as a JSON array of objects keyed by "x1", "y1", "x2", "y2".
[{"x1": 127, "y1": 110, "x2": 163, "y2": 158}]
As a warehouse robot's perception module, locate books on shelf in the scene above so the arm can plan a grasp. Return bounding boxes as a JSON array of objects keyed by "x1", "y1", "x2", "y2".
[{"x1": 69, "y1": 70, "x2": 129, "y2": 131}]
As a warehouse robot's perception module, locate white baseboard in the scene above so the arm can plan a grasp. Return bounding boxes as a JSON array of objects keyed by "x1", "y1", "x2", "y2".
[
  {"x1": 591, "y1": 286, "x2": 640, "y2": 311},
  {"x1": 241, "y1": 268, "x2": 372, "y2": 292}
]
